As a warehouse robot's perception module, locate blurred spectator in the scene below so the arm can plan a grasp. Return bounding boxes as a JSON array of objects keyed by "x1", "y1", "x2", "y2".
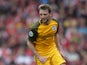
[
  {"x1": 63, "y1": 43, "x2": 81, "y2": 65},
  {"x1": 15, "y1": 45, "x2": 34, "y2": 65},
  {"x1": 77, "y1": 16, "x2": 87, "y2": 35},
  {"x1": 0, "y1": 57, "x2": 6, "y2": 65},
  {"x1": 80, "y1": 49, "x2": 87, "y2": 65},
  {"x1": 40, "y1": 0, "x2": 48, "y2": 4}
]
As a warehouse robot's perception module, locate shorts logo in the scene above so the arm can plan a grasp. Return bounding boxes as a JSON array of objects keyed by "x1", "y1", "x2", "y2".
[
  {"x1": 52, "y1": 25, "x2": 57, "y2": 31},
  {"x1": 29, "y1": 31, "x2": 34, "y2": 37}
]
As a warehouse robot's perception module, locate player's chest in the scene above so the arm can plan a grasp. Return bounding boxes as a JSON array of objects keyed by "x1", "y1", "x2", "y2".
[{"x1": 38, "y1": 23, "x2": 57, "y2": 37}]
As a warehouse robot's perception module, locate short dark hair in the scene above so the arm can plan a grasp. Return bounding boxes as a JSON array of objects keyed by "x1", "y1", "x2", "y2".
[{"x1": 38, "y1": 4, "x2": 51, "y2": 13}]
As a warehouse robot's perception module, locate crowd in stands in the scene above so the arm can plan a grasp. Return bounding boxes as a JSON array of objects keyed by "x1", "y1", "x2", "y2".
[{"x1": 0, "y1": 0, "x2": 87, "y2": 65}]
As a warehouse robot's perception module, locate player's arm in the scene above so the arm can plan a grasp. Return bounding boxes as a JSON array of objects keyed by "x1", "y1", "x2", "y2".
[
  {"x1": 55, "y1": 33, "x2": 61, "y2": 50},
  {"x1": 27, "y1": 40, "x2": 40, "y2": 58},
  {"x1": 27, "y1": 40, "x2": 47, "y2": 63},
  {"x1": 55, "y1": 29, "x2": 66, "y2": 65},
  {"x1": 55, "y1": 33, "x2": 66, "y2": 65}
]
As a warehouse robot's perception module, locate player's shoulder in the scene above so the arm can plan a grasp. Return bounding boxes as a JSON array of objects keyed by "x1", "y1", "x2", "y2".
[
  {"x1": 51, "y1": 18, "x2": 59, "y2": 25},
  {"x1": 30, "y1": 21, "x2": 40, "y2": 29},
  {"x1": 51, "y1": 19, "x2": 59, "y2": 33},
  {"x1": 28, "y1": 21, "x2": 39, "y2": 43},
  {"x1": 52, "y1": 18, "x2": 58, "y2": 22}
]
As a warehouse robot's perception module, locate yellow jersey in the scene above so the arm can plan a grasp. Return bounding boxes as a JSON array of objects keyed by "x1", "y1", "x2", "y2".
[
  {"x1": 35, "y1": 19, "x2": 59, "y2": 57},
  {"x1": 29, "y1": 19, "x2": 66, "y2": 65}
]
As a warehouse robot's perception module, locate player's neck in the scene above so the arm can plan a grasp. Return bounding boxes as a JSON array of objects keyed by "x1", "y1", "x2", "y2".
[{"x1": 42, "y1": 19, "x2": 51, "y2": 25}]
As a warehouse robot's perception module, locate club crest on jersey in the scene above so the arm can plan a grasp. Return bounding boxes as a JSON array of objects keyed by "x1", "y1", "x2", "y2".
[
  {"x1": 52, "y1": 25, "x2": 57, "y2": 31},
  {"x1": 29, "y1": 31, "x2": 34, "y2": 37}
]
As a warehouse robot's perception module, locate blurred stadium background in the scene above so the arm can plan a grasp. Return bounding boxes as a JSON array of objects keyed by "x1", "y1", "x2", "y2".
[{"x1": 0, "y1": 0, "x2": 87, "y2": 65}]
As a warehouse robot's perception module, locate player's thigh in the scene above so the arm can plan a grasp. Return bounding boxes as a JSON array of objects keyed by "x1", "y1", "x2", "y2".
[{"x1": 51, "y1": 52, "x2": 66, "y2": 65}]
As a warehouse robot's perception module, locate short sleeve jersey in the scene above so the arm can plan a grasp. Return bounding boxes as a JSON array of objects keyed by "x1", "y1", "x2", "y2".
[{"x1": 34, "y1": 19, "x2": 59, "y2": 56}]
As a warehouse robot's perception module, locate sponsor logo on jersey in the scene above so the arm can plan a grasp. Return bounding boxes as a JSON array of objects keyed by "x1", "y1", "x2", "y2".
[
  {"x1": 29, "y1": 31, "x2": 34, "y2": 37},
  {"x1": 52, "y1": 25, "x2": 57, "y2": 31}
]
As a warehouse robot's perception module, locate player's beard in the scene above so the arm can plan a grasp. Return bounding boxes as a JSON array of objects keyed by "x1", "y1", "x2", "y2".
[{"x1": 41, "y1": 18, "x2": 49, "y2": 24}]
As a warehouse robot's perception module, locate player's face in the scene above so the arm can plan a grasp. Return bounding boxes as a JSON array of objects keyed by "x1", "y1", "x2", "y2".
[{"x1": 39, "y1": 9, "x2": 51, "y2": 23}]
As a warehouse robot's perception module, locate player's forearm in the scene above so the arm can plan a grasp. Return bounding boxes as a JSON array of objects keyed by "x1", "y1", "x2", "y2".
[
  {"x1": 55, "y1": 34, "x2": 60, "y2": 48},
  {"x1": 55, "y1": 33, "x2": 63, "y2": 52},
  {"x1": 55, "y1": 34, "x2": 64, "y2": 55},
  {"x1": 27, "y1": 40, "x2": 40, "y2": 58}
]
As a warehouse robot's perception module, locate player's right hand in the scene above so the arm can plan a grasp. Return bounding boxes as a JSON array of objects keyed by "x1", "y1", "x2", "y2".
[{"x1": 38, "y1": 56, "x2": 48, "y2": 64}]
